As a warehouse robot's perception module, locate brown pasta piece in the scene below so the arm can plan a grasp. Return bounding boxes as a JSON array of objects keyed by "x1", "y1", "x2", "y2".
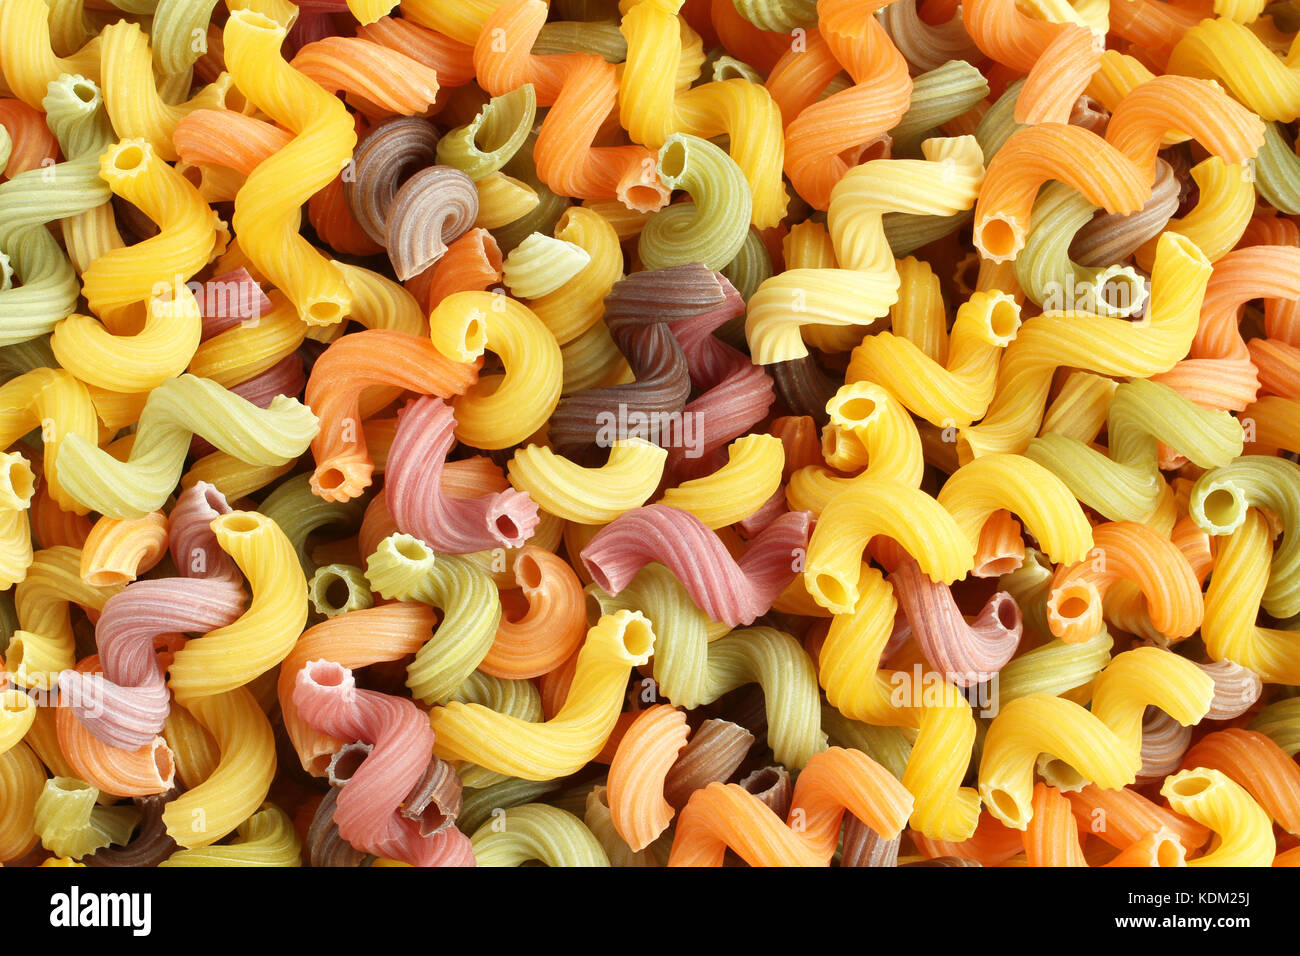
[
  {"x1": 840, "y1": 816, "x2": 901, "y2": 867},
  {"x1": 1070, "y1": 159, "x2": 1179, "y2": 267},
  {"x1": 738, "y1": 765, "x2": 792, "y2": 819},
  {"x1": 306, "y1": 787, "x2": 366, "y2": 868},
  {"x1": 83, "y1": 790, "x2": 179, "y2": 867},
  {"x1": 1198, "y1": 659, "x2": 1263, "y2": 721},
  {"x1": 399, "y1": 755, "x2": 463, "y2": 837},
  {"x1": 548, "y1": 266, "x2": 720, "y2": 458},
  {"x1": 327, "y1": 741, "x2": 374, "y2": 787},
  {"x1": 662, "y1": 718, "x2": 755, "y2": 811},
  {"x1": 385, "y1": 165, "x2": 479, "y2": 281},
  {"x1": 346, "y1": 116, "x2": 441, "y2": 247},
  {"x1": 771, "y1": 355, "x2": 837, "y2": 427}
]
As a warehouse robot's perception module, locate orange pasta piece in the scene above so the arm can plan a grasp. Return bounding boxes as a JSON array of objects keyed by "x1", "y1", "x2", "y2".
[
  {"x1": 1047, "y1": 521, "x2": 1202, "y2": 644},
  {"x1": 354, "y1": 15, "x2": 477, "y2": 88},
  {"x1": 56, "y1": 656, "x2": 175, "y2": 797},
  {"x1": 910, "y1": 809, "x2": 1025, "y2": 865},
  {"x1": 0, "y1": 98, "x2": 57, "y2": 178},
  {"x1": 78, "y1": 511, "x2": 169, "y2": 587},
  {"x1": 709, "y1": 0, "x2": 791, "y2": 73},
  {"x1": 1153, "y1": 247, "x2": 1300, "y2": 411},
  {"x1": 537, "y1": 646, "x2": 580, "y2": 721},
  {"x1": 778, "y1": 0, "x2": 911, "y2": 211},
  {"x1": 972, "y1": 510, "x2": 1025, "y2": 578},
  {"x1": 291, "y1": 37, "x2": 441, "y2": 117},
  {"x1": 1107, "y1": 0, "x2": 1206, "y2": 69},
  {"x1": 764, "y1": 28, "x2": 844, "y2": 129},
  {"x1": 305, "y1": 330, "x2": 479, "y2": 501},
  {"x1": 1275, "y1": 846, "x2": 1300, "y2": 866},
  {"x1": 28, "y1": 479, "x2": 92, "y2": 551},
  {"x1": 769, "y1": 415, "x2": 823, "y2": 479},
  {"x1": 1011, "y1": 26, "x2": 1105, "y2": 126},
  {"x1": 1104, "y1": 75, "x2": 1264, "y2": 175},
  {"x1": 1180, "y1": 729, "x2": 1300, "y2": 835},
  {"x1": 479, "y1": 547, "x2": 586, "y2": 680},
  {"x1": 1250, "y1": 338, "x2": 1300, "y2": 401},
  {"x1": 1065, "y1": 784, "x2": 1211, "y2": 852},
  {"x1": 605, "y1": 704, "x2": 690, "y2": 851},
  {"x1": 973, "y1": 124, "x2": 1149, "y2": 262},
  {"x1": 414, "y1": 228, "x2": 503, "y2": 312},
  {"x1": 1239, "y1": 211, "x2": 1300, "y2": 249},
  {"x1": 669, "y1": 747, "x2": 912, "y2": 866},
  {"x1": 1024, "y1": 783, "x2": 1087, "y2": 867},
  {"x1": 308, "y1": 173, "x2": 385, "y2": 257},
  {"x1": 1171, "y1": 514, "x2": 1214, "y2": 584},
  {"x1": 173, "y1": 109, "x2": 291, "y2": 176},
  {"x1": 1103, "y1": 828, "x2": 1188, "y2": 867},
  {"x1": 474, "y1": 0, "x2": 667, "y2": 212}
]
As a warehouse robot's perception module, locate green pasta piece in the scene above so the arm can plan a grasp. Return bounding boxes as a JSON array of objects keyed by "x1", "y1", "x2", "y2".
[
  {"x1": 308, "y1": 563, "x2": 373, "y2": 618},
  {"x1": 492, "y1": 127, "x2": 569, "y2": 253},
  {"x1": 56, "y1": 375, "x2": 320, "y2": 518},
  {"x1": 589, "y1": 566, "x2": 710, "y2": 708},
  {"x1": 891, "y1": 60, "x2": 990, "y2": 158},
  {"x1": 884, "y1": 207, "x2": 974, "y2": 258},
  {"x1": 0, "y1": 336, "x2": 57, "y2": 382},
  {"x1": 639, "y1": 132, "x2": 751, "y2": 270},
  {"x1": 259, "y1": 473, "x2": 366, "y2": 575},
  {"x1": 974, "y1": 78, "x2": 1025, "y2": 163},
  {"x1": 34, "y1": 777, "x2": 140, "y2": 860},
  {"x1": 721, "y1": 226, "x2": 773, "y2": 304},
  {"x1": 733, "y1": 0, "x2": 817, "y2": 32},
  {"x1": 700, "y1": 627, "x2": 827, "y2": 768},
  {"x1": 0, "y1": 587, "x2": 17, "y2": 656},
  {"x1": 996, "y1": 629, "x2": 1114, "y2": 705},
  {"x1": 1026, "y1": 378, "x2": 1244, "y2": 524},
  {"x1": 1015, "y1": 182, "x2": 1147, "y2": 318},
  {"x1": 450, "y1": 669, "x2": 545, "y2": 721},
  {"x1": 0, "y1": 76, "x2": 115, "y2": 346},
  {"x1": 459, "y1": 777, "x2": 561, "y2": 836},
  {"x1": 151, "y1": 0, "x2": 221, "y2": 73},
  {"x1": 1249, "y1": 696, "x2": 1300, "y2": 757},
  {"x1": 593, "y1": 571, "x2": 823, "y2": 767},
  {"x1": 820, "y1": 705, "x2": 913, "y2": 782},
  {"x1": 365, "y1": 533, "x2": 502, "y2": 705},
  {"x1": 470, "y1": 804, "x2": 610, "y2": 867},
  {"x1": 545, "y1": 778, "x2": 602, "y2": 821},
  {"x1": 583, "y1": 784, "x2": 662, "y2": 866},
  {"x1": 436, "y1": 84, "x2": 538, "y2": 181},
  {"x1": 532, "y1": 20, "x2": 626, "y2": 61},
  {"x1": 1252, "y1": 122, "x2": 1300, "y2": 215},
  {"x1": 1191, "y1": 455, "x2": 1300, "y2": 618},
  {"x1": 0, "y1": 124, "x2": 10, "y2": 178},
  {"x1": 710, "y1": 54, "x2": 764, "y2": 84},
  {"x1": 552, "y1": 0, "x2": 621, "y2": 18}
]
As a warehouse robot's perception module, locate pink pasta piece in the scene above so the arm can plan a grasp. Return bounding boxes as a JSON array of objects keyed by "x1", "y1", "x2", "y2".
[
  {"x1": 59, "y1": 578, "x2": 246, "y2": 749},
  {"x1": 168, "y1": 482, "x2": 242, "y2": 584},
  {"x1": 196, "y1": 268, "x2": 273, "y2": 340},
  {"x1": 664, "y1": 272, "x2": 775, "y2": 478},
  {"x1": 294, "y1": 660, "x2": 475, "y2": 867},
  {"x1": 887, "y1": 556, "x2": 1022, "y2": 687},
  {"x1": 581, "y1": 504, "x2": 812, "y2": 626},
  {"x1": 385, "y1": 395, "x2": 540, "y2": 552}
]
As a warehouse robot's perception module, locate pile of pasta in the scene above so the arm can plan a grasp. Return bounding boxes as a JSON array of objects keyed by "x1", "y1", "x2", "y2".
[{"x1": 2, "y1": 0, "x2": 1300, "y2": 869}]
